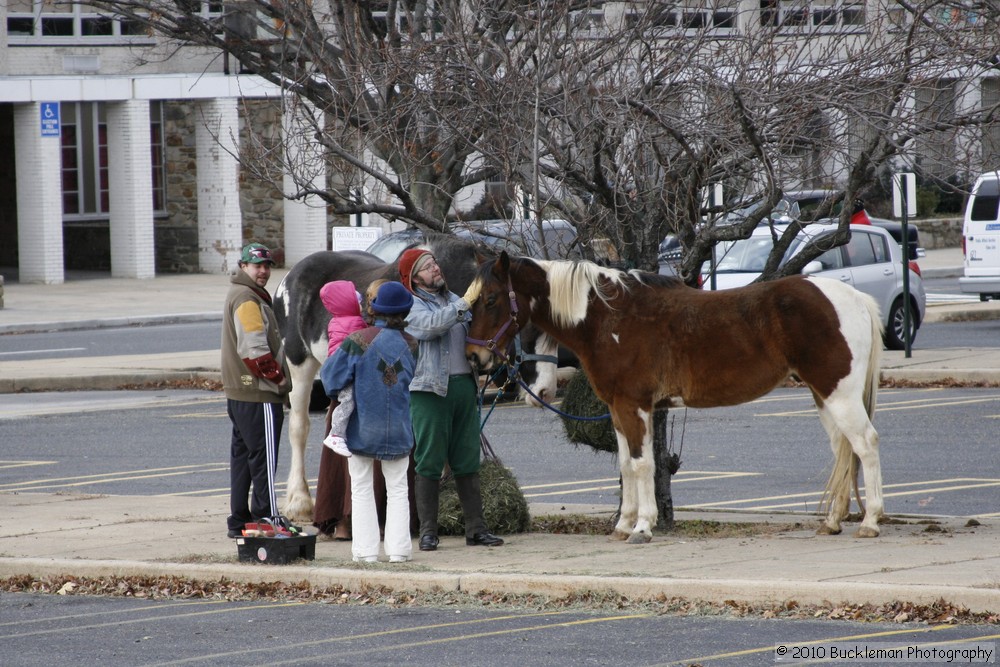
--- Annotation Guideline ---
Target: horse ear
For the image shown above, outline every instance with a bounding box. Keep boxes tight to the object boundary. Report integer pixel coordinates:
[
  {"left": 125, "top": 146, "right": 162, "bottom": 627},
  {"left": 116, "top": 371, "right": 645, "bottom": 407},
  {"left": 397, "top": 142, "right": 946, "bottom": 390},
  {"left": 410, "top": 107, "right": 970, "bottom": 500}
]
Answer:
[{"left": 499, "top": 251, "right": 510, "bottom": 273}]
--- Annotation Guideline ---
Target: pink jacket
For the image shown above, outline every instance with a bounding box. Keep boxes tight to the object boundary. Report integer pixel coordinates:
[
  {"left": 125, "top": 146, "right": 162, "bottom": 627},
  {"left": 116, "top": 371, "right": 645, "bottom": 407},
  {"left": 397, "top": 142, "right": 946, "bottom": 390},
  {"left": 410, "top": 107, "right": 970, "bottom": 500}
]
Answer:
[{"left": 320, "top": 280, "right": 367, "bottom": 357}]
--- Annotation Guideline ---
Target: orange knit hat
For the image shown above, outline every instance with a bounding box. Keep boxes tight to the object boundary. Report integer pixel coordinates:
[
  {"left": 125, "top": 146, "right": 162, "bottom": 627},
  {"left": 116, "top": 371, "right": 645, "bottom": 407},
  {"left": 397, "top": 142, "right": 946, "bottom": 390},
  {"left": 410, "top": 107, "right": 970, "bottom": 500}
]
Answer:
[{"left": 398, "top": 248, "right": 433, "bottom": 292}]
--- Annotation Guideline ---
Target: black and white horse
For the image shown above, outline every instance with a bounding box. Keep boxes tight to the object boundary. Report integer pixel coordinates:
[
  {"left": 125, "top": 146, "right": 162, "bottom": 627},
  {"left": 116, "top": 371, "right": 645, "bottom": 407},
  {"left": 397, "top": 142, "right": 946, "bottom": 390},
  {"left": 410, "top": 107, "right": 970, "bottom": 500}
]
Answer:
[{"left": 273, "top": 234, "right": 559, "bottom": 522}]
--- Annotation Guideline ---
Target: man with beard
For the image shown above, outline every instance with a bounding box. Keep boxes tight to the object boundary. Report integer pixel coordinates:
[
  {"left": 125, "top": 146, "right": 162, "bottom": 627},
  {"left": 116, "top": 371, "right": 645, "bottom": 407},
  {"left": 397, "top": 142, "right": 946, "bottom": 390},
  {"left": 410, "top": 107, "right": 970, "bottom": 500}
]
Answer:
[{"left": 398, "top": 248, "right": 505, "bottom": 551}]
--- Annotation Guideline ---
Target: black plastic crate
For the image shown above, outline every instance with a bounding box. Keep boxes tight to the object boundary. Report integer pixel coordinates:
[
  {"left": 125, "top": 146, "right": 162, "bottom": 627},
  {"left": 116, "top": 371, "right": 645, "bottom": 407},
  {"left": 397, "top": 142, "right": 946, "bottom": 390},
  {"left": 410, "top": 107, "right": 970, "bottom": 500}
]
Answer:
[{"left": 237, "top": 534, "right": 316, "bottom": 564}]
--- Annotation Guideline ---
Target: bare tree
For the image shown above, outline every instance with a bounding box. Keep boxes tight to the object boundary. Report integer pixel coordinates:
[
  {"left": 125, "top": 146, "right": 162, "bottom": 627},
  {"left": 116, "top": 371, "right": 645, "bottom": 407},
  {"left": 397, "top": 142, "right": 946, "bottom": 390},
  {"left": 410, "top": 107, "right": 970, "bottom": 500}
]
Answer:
[
  {"left": 82, "top": 1, "right": 1000, "bottom": 256},
  {"left": 84, "top": 0, "right": 549, "bottom": 230},
  {"left": 456, "top": 1, "right": 1000, "bottom": 279}
]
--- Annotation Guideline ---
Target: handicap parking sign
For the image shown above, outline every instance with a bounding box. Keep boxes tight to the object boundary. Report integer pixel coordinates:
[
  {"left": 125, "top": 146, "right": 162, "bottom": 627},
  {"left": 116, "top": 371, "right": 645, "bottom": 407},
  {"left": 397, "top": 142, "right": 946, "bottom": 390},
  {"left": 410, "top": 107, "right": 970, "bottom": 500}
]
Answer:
[{"left": 40, "top": 102, "right": 61, "bottom": 137}]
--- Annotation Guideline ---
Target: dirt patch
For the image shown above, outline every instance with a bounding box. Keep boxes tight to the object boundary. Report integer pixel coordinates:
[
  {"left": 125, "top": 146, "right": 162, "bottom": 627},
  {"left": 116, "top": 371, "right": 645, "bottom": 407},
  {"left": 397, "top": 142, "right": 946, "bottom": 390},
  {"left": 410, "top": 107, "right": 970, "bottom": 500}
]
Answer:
[
  {"left": 3, "top": 574, "right": 997, "bottom": 625},
  {"left": 531, "top": 514, "right": 801, "bottom": 538}
]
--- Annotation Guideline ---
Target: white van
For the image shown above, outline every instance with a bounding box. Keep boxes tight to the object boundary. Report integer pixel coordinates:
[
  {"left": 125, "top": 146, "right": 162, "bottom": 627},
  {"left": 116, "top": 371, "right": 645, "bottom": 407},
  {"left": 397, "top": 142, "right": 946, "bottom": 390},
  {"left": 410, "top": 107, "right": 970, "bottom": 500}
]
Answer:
[{"left": 959, "top": 170, "right": 1000, "bottom": 301}]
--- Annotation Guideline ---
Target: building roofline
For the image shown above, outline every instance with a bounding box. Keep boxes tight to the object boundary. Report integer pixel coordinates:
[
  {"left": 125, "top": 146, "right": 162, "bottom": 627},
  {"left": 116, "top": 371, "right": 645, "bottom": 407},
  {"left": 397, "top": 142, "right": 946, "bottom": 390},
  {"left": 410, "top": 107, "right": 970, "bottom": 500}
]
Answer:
[{"left": 0, "top": 73, "right": 284, "bottom": 103}]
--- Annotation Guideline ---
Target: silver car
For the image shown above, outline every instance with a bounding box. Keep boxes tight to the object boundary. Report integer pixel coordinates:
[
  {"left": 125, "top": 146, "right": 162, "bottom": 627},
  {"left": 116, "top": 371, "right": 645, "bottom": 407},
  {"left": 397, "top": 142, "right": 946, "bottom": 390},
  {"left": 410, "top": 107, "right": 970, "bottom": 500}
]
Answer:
[
  {"left": 365, "top": 219, "right": 581, "bottom": 263},
  {"left": 707, "top": 223, "right": 926, "bottom": 350}
]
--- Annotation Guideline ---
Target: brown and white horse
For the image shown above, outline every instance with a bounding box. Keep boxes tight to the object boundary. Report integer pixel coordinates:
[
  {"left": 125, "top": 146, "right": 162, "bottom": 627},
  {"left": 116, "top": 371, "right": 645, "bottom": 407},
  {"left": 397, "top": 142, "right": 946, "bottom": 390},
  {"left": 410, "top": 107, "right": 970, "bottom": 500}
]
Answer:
[{"left": 465, "top": 252, "right": 886, "bottom": 542}]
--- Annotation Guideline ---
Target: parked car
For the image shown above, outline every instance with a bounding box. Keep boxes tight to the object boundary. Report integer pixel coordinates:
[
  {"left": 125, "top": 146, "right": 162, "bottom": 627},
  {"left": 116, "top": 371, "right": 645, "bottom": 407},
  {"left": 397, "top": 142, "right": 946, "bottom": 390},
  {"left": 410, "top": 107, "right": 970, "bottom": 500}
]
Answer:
[
  {"left": 365, "top": 218, "right": 581, "bottom": 263},
  {"left": 959, "top": 170, "right": 1000, "bottom": 301},
  {"left": 658, "top": 188, "right": 924, "bottom": 276},
  {"left": 708, "top": 223, "right": 926, "bottom": 350}
]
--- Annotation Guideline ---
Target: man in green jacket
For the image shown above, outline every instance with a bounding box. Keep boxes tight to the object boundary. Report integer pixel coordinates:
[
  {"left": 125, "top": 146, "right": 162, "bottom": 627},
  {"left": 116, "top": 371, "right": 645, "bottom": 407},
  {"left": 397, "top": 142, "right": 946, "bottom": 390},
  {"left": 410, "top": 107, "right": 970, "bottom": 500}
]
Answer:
[{"left": 221, "top": 243, "right": 293, "bottom": 538}]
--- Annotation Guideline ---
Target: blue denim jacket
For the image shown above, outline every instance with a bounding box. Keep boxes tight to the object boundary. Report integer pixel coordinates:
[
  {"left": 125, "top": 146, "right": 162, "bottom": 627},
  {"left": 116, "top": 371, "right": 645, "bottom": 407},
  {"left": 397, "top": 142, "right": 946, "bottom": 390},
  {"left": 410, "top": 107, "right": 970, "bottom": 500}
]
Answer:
[
  {"left": 405, "top": 287, "right": 473, "bottom": 397},
  {"left": 319, "top": 324, "right": 417, "bottom": 460}
]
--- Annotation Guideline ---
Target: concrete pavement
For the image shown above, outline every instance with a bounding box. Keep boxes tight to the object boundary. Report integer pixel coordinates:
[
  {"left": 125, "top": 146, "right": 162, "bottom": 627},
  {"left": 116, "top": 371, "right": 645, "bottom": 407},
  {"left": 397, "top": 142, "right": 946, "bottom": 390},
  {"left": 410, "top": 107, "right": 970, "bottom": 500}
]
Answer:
[{"left": 1, "top": 249, "right": 999, "bottom": 613}]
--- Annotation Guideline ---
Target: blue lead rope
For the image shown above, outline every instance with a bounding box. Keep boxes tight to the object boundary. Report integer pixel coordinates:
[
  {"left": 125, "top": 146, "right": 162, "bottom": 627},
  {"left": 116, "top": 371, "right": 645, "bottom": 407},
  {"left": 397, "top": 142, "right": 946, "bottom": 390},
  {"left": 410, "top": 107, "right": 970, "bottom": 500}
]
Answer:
[
  {"left": 515, "top": 376, "right": 611, "bottom": 421},
  {"left": 476, "top": 365, "right": 611, "bottom": 429}
]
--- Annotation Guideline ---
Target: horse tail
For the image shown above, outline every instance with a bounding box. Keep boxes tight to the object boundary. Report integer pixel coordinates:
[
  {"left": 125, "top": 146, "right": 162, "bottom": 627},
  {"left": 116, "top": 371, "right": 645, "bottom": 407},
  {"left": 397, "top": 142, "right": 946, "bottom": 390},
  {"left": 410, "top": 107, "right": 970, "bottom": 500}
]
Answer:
[{"left": 862, "top": 291, "right": 883, "bottom": 422}]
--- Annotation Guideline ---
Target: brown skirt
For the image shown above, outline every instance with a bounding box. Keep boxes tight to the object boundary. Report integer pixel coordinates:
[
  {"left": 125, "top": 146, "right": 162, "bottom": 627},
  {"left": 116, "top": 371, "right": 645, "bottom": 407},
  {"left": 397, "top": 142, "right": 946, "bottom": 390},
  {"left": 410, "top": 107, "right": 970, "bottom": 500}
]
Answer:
[{"left": 312, "top": 401, "right": 418, "bottom": 537}]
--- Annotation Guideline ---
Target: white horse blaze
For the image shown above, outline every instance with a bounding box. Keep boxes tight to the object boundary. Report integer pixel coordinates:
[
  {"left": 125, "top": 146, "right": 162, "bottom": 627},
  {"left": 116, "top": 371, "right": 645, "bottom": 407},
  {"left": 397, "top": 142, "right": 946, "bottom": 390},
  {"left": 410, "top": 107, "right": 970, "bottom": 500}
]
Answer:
[{"left": 524, "top": 332, "right": 559, "bottom": 407}]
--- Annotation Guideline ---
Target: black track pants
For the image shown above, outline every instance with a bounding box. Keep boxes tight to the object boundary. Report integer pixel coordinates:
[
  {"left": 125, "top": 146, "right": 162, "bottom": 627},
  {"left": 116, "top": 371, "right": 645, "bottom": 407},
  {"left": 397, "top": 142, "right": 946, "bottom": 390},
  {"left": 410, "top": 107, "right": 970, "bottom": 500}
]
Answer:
[{"left": 227, "top": 399, "right": 284, "bottom": 531}]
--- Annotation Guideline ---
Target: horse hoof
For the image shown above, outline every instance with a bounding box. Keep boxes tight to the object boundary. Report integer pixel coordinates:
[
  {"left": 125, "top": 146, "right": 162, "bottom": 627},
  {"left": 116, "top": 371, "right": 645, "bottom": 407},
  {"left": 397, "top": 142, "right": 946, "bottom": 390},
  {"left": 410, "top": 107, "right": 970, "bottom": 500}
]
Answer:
[
  {"left": 626, "top": 532, "right": 652, "bottom": 544},
  {"left": 282, "top": 497, "right": 314, "bottom": 524},
  {"left": 610, "top": 530, "right": 630, "bottom": 541},
  {"left": 854, "top": 526, "right": 880, "bottom": 538},
  {"left": 816, "top": 524, "right": 842, "bottom": 536}
]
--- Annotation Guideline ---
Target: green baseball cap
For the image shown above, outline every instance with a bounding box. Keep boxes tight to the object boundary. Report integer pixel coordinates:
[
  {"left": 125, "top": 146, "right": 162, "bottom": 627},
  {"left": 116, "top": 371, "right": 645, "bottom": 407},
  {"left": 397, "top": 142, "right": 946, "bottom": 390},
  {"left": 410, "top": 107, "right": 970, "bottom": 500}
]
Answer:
[{"left": 240, "top": 243, "right": 275, "bottom": 265}]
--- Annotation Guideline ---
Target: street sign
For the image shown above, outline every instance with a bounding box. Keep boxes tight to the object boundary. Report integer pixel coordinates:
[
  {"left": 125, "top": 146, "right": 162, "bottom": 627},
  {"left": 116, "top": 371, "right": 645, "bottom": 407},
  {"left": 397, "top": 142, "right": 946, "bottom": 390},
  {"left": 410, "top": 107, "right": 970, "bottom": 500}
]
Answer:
[
  {"left": 892, "top": 172, "right": 916, "bottom": 357},
  {"left": 40, "top": 102, "right": 61, "bottom": 137},
  {"left": 893, "top": 172, "right": 917, "bottom": 217},
  {"left": 331, "top": 226, "right": 382, "bottom": 251}
]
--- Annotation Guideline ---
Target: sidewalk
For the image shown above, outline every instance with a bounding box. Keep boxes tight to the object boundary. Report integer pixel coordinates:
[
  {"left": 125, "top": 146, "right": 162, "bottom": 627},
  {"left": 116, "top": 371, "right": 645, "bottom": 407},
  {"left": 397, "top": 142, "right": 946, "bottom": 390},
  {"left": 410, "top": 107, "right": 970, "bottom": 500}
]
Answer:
[{"left": 1, "top": 250, "right": 999, "bottom": 613}]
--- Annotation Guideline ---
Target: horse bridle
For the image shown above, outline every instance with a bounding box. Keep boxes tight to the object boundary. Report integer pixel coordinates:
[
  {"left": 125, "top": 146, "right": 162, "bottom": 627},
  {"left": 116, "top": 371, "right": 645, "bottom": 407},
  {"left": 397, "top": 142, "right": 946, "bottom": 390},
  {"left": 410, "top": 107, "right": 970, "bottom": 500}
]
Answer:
[
  {"left": 466, "top": 276, "right": 609, "bottom": 423},
  {"left": 465, "top": 276, "right": 521, "bottom": 360}
]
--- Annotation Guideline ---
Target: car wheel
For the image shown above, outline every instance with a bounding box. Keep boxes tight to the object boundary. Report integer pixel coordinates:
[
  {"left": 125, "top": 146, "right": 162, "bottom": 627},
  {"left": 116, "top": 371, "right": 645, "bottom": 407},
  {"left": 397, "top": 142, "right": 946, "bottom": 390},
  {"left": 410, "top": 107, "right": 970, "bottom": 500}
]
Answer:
[{"left": 884, "top": 297, "right": 917, "bottom": 350}]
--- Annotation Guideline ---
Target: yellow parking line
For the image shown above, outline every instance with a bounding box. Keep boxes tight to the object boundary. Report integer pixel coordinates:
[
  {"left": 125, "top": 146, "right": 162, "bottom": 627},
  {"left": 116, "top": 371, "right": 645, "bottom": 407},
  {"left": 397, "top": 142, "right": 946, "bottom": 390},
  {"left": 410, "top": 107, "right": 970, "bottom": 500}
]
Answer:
[
  {"left": 757, "top": 395, "right": 1000, "bottom": 417},
  {"left": 524, "top": 484, "right": 621, "bottom": 498},
  {"left": 0, "top": 460, "right": 56, "bottom": 470},
  {"left": 735, "top": 480, "right": 1000, "bottom": 511},
  {"left": 0, "top": 463, "right": 229, "bottom": 492},
  {"left": 664, "top": 624, "right": 963, "bottom": 667},
  {"left": 684, "top": 478, "right": 1000, "bottom": 510}
]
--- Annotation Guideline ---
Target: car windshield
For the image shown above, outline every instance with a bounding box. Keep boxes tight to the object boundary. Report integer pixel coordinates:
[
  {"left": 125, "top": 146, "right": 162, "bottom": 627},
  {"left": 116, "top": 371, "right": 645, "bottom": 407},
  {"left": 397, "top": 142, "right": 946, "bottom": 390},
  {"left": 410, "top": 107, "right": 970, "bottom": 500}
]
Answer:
[
  {"left": 365, "top": 231, "right": 423, "bottom": 262},
  {"left": 714, "top": 237, "right": 782, "bottom": 272},
  {"left": 460, "top": 228, "right": 530, "bottom": 256}
]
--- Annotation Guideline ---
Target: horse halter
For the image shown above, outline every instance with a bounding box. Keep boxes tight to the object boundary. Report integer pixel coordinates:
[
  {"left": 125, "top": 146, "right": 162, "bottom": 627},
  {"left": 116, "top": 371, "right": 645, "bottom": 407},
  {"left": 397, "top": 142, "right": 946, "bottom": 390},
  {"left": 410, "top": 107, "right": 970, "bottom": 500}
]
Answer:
[{"left": 465, "top": 276, "right": 521, "bottom": 364}]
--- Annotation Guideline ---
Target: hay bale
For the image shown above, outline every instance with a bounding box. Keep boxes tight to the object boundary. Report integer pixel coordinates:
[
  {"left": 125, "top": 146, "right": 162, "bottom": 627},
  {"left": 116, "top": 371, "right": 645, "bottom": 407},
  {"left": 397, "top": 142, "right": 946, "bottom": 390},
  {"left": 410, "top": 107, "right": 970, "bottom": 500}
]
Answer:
[
  {"left": 560, "top": 369, "right": 616, "bottom": 453},
  {"left": 438, "top": 459, "right": 531, "bottom": 535}
]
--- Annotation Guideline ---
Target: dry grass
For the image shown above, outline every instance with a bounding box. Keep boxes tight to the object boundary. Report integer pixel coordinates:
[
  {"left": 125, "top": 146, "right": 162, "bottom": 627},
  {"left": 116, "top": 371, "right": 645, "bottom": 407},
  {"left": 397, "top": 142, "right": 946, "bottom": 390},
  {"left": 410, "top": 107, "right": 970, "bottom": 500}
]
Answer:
[{"left": 531, "top": 514, "right": 800, "bottom": 538}]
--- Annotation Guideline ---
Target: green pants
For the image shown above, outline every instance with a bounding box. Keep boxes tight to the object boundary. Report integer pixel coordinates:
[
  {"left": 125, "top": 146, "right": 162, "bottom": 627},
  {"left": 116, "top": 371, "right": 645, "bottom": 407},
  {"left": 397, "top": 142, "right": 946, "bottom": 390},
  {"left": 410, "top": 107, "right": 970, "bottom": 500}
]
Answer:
[{"left": 410, "top": 375, "right": 481, "bottom": 479}]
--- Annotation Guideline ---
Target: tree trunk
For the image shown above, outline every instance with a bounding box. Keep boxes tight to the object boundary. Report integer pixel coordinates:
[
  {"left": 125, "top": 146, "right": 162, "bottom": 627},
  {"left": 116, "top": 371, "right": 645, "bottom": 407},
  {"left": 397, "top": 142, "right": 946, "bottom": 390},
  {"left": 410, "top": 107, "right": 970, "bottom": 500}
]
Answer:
[{"left": 653, "top": 408, "right": 676, "bottom": 531}]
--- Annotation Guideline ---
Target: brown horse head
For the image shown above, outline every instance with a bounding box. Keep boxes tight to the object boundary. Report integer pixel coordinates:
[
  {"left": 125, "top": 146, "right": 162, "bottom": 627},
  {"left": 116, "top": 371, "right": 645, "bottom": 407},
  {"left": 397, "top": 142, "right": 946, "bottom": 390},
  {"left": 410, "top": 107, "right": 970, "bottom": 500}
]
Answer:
[{"left": 466, "top": 251, "right": 539, "bottom": 372}]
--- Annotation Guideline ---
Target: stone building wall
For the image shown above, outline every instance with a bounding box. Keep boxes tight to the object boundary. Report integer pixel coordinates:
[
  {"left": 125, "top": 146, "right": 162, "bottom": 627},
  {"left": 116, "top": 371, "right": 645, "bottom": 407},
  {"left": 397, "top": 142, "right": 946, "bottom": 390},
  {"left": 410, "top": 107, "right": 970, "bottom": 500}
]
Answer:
[
  {"left": 913, "top": 217, "right": 963, "bottom": 249},
  {"left": 158, "top": 98, "right": 291, "bottom": 273}
]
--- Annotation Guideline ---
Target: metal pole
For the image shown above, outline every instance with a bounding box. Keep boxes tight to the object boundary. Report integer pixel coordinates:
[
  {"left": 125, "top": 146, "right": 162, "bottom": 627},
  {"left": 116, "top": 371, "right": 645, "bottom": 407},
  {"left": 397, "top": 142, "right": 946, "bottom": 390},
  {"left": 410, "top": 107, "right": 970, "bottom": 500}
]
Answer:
[{"left": 901, "top": 187, "right": 912, "bottom": 358}]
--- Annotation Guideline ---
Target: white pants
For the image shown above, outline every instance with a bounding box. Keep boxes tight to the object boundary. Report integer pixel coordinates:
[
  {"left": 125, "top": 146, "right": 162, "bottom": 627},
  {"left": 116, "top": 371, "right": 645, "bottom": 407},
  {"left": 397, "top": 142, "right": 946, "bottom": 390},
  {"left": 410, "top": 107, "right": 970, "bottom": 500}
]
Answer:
[{"left": 347, "top": 454, "right": 412, "bottom": 561}]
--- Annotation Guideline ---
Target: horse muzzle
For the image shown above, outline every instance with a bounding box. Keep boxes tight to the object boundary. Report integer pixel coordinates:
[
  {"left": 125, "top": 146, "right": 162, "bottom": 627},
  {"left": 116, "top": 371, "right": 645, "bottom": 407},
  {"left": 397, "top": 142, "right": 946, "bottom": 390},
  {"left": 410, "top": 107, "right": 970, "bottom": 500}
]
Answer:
[{"left": 466, "top": 345, "right": 496, "bottom": 373}]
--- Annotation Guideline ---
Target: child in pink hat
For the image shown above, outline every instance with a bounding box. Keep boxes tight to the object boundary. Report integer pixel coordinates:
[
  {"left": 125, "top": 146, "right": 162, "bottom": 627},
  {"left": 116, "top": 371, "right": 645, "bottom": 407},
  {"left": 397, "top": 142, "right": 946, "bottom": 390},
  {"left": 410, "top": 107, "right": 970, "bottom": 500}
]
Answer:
[{"left": 319, "top": 280, "right": 367, "bottom": 458}]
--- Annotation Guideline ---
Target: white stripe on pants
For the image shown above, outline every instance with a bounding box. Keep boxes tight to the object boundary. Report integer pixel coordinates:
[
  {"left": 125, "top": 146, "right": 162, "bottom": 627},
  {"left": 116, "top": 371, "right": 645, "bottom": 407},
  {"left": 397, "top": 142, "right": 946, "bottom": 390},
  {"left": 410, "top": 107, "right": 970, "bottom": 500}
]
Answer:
[{"left": 348, "top": 454, "right": 412, "bottom": 561}]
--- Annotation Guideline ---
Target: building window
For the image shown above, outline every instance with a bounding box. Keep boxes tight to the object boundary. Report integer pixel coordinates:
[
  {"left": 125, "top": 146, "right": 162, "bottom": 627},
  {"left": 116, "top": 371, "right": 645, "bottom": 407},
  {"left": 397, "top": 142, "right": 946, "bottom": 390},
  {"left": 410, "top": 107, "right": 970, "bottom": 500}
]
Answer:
[
  {"left": 631, "top": 2, "right": 739, "bottom": 34},
  {"left": 888, "top": 1, "right": 985, "bottom": 30},
  {"left": 759, "top": 1, "right": 865, "bottom": 33},
  {"left": 914, "top": 80, "right": 957, "bottom": 178},
  {"left": 151, "top": 102, "right": 166, "bottom": 212},
  {"left": 5, "top": 0, "right": 177, "bottom": 43},
  {"left": 60, "top": 102, "right": 166, "bottom": 220},
  {"left": 983, "top": 79, "right": 1000, "bottom": 170}
]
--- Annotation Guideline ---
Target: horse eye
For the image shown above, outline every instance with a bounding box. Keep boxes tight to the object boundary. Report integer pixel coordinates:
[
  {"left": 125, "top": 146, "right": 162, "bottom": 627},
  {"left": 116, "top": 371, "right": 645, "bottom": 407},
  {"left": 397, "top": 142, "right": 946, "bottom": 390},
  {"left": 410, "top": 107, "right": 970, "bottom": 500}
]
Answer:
[{"left": 486, "top": 295, "right": 497, "bottom": 307}]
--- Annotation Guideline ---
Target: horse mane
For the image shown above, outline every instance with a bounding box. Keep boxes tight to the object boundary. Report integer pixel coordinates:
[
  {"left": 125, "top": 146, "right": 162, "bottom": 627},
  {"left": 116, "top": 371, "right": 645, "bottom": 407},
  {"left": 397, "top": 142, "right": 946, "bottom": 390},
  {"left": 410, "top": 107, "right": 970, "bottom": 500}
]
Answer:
[{"left": 539, "top": 259, "right": 629, "bottom": 328}]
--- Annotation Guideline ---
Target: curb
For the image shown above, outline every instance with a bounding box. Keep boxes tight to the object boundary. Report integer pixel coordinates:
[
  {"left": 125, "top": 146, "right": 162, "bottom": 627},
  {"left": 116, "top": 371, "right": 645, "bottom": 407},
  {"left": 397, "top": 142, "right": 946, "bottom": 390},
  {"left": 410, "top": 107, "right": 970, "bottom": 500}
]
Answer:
[
  {"left": 1, "top": 371, "right": 222, "bottom": 394},
  {"left": 0, "top": 312, "right": 220, "bottom": 336},
  {"left": 2, "top": 558, "right": 995, "bottom": 613}
]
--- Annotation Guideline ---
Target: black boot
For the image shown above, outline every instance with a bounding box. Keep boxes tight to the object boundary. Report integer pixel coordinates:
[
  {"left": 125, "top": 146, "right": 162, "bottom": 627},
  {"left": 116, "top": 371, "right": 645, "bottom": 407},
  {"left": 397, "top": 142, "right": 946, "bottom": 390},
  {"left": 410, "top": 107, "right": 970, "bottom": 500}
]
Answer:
[
  {"left": 414, "top": 475, "right": 440, "bottom": 551},
  {"left": 454, "top": 473, "right": 504, "bottom": 547}
]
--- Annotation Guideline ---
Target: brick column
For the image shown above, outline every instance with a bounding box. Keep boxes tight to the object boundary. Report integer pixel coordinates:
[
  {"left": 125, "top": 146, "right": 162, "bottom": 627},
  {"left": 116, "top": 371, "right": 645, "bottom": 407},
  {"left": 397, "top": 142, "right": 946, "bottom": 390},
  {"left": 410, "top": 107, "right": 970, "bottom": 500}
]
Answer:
[
  {"left": 107, "top": 100, "right": 155, "bottom": 279},
  {"left": 196, "top": 98, "right": 242, "bottom": 274},
  {"left": 14, "top": 102, "right": 64, "bottom": 284},
  {"left": 282, "top": 101, "right": 328, "bottom": 265}
]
